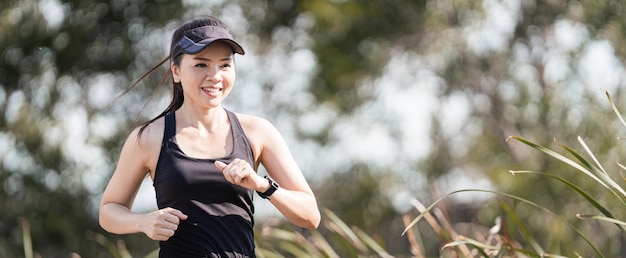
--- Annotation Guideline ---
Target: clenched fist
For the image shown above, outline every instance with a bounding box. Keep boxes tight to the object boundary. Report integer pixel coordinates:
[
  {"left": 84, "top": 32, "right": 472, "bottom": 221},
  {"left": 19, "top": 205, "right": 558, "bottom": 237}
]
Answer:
[{"left": 140, "top": 207, "right": 188, "bottom": 241}]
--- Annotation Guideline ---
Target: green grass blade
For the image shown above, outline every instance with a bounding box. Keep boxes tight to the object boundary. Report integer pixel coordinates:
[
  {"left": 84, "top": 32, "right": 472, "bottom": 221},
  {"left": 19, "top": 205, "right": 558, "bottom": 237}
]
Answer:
[
  {"left": 403, "top": 189, "right": 604, "bottom": 257},
  {"left": 509, "top": 170, "right": 617, "bottom": 223},
  {"left": 19, "top": 218, "right": 33, "bottom": 258},
  {"left": 497, "top": 199, "right": 545, "bottom": 254},
  {"left": 402, "top": 195, "right": 447, "bottom": 235},
  {"left": 264, "top": 228, "right": 325, "bottom": 257},
  {"left": 616, "top": 162, "right": 626, "bottom": 175},
  {"left": 443, "top": 237, "right": 571, "bottom": 257},
  {"left": 575, "top": 136, "right": 608, "bottom": 175},
  {"left": 309, "top": 230, "right": 341, "bottom": 258},
  {"left": 534, "top": 137, "right": 626, "bottom": 204},
  {"left": 573, "top": 137, "right": 626, "bottom": 201},
  {"left": 510, "top": 136, "right": 626, "bottom": 204},
  {"left": 143, "top": 249, "right": 159, "bottom": 258},
  {"left": 552, "top": 138, "right": 603, "bottom": 176},
  {"left": 558, "top": 141, "right": 626, "bottom": 203},
  {"left": 264, "top": 228, "right": 300, "bottom": 242},
  {"left": 323, "top": 208, "right": 368, "bottom": 253},
  {"left": 442, "top": 238, "right": 497, "bottom": 257},
  {"left": 255, "top": 247, "right": 286, "bottom": 258},
  {"left": 605, "top": 90, "right": 626, "bottom": 129},
  {"left": 275, "top": 242, "right": 312, "bottom": 257},
  {"left": 351, "top": 226, "right": 393, "bottom": 258},
  {"left": 86, "top": 231, "right": 126, "bottom": 258},
  {"left": 508, "top": 136, "right": 610, "bottom": 189},
  {"left": 577, "top": 214, "right": 626, "bottom": 228}
]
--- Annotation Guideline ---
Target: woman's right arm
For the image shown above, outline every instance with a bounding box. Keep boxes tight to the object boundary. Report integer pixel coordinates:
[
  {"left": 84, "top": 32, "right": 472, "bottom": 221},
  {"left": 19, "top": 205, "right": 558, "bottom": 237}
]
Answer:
[{"left": 99, "top": 126, "right": 187, "bottom": 241}]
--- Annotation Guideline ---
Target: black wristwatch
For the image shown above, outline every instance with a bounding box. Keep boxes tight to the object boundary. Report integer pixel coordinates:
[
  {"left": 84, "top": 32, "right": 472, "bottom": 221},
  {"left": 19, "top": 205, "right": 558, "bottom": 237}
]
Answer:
[{"left": 257, "top": 176, "right": 279, "bottom": 199}]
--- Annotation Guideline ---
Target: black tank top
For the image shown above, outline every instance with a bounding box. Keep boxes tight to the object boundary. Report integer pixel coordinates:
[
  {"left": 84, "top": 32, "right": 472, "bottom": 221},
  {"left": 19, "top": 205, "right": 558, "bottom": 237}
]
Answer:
[{"left": 153, "top": 109, "right": 255, "bottom": 258}]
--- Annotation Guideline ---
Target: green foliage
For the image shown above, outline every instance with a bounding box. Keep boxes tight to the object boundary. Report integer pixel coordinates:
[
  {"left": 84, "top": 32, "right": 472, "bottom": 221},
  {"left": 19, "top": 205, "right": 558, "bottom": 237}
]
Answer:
[
  {"left": 404, "top": 91, "right": 626, "bottom": 257},
  {"left": 314, "top": 163, "right": 399, "bottom": 230},
  {"left": 301, "top": 0, "right": 427, "bottom": 112},
  {"left": 0, "top": 0, "right": 183, "bottom": 256},
  {"left": 5, "top": 0, "right": 626, "bottom": 256},
  {"left": 16, "top": 209, "right": 396, "bottom": 258}
]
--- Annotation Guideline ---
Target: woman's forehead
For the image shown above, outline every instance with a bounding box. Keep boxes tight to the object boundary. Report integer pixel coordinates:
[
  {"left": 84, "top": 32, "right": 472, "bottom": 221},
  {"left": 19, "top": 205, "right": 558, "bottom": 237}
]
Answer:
[{"left": 186, "top": 42, "right": 234, "bottom": 59}]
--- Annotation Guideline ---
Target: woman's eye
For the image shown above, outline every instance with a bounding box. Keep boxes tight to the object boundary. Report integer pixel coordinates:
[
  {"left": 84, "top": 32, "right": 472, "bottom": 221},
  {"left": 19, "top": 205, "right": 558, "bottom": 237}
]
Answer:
[
  {"left": 195, "top": 63, "right": 207, "bottom": 67},
  {"left": 220, "top": 63, "right": 231, "bottom": 69}
]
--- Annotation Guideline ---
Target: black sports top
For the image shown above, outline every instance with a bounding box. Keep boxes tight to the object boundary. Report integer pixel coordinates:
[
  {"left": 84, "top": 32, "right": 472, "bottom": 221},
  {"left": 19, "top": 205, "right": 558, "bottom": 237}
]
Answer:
[{"left": 153, "top": 110, "right": 256, "bottom": 258}]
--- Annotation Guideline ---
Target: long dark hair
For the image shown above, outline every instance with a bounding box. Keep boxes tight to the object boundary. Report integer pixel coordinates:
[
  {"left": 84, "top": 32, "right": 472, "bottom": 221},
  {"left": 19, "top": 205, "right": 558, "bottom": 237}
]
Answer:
[{"left": 117, "top": 16, "right": 232, "bottom": 137}]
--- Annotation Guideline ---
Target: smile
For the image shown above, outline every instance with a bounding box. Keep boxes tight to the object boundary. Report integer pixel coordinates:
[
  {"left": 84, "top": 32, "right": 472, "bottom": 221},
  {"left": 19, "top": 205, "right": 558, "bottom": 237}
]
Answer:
[{"left": 201, "top": 87, "right": 222, "bottom": 93}]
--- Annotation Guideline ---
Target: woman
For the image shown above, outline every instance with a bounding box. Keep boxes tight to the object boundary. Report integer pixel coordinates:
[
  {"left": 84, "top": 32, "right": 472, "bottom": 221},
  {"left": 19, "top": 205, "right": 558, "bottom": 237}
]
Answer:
[{"left": 99, "top": 16, "right": 321, "bottom": 257}]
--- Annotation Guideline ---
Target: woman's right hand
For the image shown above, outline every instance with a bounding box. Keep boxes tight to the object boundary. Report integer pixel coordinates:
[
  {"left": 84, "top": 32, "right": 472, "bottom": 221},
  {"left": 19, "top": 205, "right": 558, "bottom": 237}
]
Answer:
[{"left": 140, "top": 207, "right": 188, "bottom": 241}]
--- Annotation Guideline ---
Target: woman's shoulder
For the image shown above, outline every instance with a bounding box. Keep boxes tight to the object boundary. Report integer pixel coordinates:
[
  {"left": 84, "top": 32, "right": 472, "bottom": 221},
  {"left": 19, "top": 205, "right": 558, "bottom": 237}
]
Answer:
[
  {"left": 232, "top": 112, "right": 284, "bottom": 146},
  {"left": 128, "top": 116, "right": 166, "bottom": 150},
  {"left": 232, "top": 112, "right": 274, "bottom": 131}
]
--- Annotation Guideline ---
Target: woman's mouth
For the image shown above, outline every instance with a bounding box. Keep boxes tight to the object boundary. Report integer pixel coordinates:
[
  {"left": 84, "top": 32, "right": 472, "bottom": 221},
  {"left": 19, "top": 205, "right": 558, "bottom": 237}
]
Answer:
[{"left": 201, "top": 87, "right": 222, "bottom": 93}]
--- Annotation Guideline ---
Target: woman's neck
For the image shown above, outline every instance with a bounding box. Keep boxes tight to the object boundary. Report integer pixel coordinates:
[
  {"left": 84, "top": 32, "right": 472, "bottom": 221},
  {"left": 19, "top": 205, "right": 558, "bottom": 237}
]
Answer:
[{"left": 176, "top": 105, "right": 227, "bottom": 132}]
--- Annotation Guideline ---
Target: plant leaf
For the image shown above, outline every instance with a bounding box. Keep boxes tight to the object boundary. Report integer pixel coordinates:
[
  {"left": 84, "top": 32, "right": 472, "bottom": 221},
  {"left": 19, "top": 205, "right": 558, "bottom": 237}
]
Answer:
[
  {"left": 605, "top": 90, "right": 626, "bottom": 129},
  {"left": 577, "top": 214, "right": 626, "bottom": 228},
  {"left": 324, "top": 208, "right": 368, "bottom": 253},
  {"left": 497, "top": 199, "right": 544, "bottom": 254},
  {"left": 510, "top": 136, "right": 626, "bottom": 204},
  {"left": 351, "top": 226, "right": 394, "bottom": 258},
  {"left": 509, "top": 170, "right": 618, "bottom": 227},
  {"left": 403, "top": 189, "right": 604, "bottom": 258}
]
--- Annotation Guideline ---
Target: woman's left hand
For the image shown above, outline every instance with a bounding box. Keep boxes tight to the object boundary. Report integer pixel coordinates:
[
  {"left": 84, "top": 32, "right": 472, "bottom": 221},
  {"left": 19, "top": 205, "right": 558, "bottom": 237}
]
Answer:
[{"left": 215, "top": 159, "right": 268, "bottom": 192}]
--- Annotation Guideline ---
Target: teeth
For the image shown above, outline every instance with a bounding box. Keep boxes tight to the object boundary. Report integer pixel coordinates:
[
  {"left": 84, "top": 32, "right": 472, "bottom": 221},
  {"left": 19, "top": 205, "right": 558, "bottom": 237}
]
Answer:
[{"left": 202, "top": 87, "right": 220, "bottom": 93}]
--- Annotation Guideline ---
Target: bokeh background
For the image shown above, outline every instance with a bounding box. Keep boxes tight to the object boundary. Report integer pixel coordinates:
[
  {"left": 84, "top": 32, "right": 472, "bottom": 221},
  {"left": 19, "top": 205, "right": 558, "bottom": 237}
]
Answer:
[{"left": 1, "top": 0, "right": 626, "bottom": 256}]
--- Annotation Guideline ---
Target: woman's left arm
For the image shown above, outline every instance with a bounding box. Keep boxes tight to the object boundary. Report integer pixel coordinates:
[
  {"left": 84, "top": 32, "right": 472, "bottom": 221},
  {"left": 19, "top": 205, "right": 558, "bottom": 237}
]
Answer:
[{"left": 252, "top": 117, "right": 321, "bottom": 229}]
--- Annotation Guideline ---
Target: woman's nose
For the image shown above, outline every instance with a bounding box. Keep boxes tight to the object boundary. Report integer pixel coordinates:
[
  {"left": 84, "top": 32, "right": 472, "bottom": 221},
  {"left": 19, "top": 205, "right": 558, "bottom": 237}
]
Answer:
[{"left": 205, "top": 67, "right": 220, "bottom": 81}]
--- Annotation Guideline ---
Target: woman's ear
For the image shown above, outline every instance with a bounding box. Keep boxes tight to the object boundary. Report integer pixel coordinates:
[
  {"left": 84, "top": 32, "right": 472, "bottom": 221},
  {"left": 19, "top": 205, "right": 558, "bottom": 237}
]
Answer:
[{"left": 171, "top": 62, "right": 181, "bottom": 83}]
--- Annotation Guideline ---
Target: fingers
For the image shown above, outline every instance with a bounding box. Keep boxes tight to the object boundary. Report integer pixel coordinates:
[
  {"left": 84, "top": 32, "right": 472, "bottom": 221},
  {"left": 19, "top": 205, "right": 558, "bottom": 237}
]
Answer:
[
  {"left": 167, "top": 207, "right": 189, "bottom": 220},
  {"left": 214, "top": 160, "right": 227, "bottom": 171},
  {"left": 160, "top": 209, "right": 183, "bottom": 225},
  {"left": 215, "top": 159, "right": 267, "bottom": 193},
  {"left": 216, "top": 159, "right": 254, "bottom": 185},
  {"left": 145, "top": 208, "right": 187, "bottom": 241}
]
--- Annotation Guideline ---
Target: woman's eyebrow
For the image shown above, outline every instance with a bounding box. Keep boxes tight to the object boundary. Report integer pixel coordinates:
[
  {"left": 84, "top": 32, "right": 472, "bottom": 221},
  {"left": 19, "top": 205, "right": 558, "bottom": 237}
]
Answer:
[{"left": 192, "top": 56, "right": 233, "bottom": 62}]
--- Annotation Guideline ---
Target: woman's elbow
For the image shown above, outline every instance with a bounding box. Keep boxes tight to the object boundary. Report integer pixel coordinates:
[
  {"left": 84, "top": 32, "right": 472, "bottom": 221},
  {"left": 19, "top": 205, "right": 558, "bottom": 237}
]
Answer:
[
  {"left": 98, "top": 208, "right": 113, "bottom": 233},
  {"left": 306, "top": 218, "right": 321, "bottom": 230},
  {"left": 311, "top": 210, "right": 321, "bottom": 229},
  {"left": 296, "top": 210, "right": 321, "bottom": 229},
  {"left": 98, "top": 203, "right": 123, "bottom": 233}
]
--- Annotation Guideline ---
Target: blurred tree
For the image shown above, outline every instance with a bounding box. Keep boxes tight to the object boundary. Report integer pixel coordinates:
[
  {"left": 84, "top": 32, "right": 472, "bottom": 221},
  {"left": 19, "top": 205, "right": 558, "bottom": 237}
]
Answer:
[
  {"left": 0, "top": 0, "right": 183, "bottom": 256},
  {"left": 294, "top": 0, "right": 626, "bottom": 255},
  {"left": 399, "top": 0, "right": 626, "bottom": 255},
  {"left": 302, "top": 0, "right": 428, "bottom": 113},
  {"left": 3, "top": 0, "right": 626, "bottom": 256}
]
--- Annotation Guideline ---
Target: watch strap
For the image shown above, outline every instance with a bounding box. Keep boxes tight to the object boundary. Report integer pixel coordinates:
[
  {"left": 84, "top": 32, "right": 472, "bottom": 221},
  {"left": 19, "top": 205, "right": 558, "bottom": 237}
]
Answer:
[{"left": 257, "top": 176, "right": 278, "bottom": 199}]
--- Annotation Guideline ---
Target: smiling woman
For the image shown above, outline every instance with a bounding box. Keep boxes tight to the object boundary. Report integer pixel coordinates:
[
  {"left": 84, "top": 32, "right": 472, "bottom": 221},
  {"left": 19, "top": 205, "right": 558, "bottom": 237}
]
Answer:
[
  {"left": 172, "top": 42, "right": 237, "bottom": 110},
  {"left": 98, "top": 16, "right": 320, "bottom": 258}
]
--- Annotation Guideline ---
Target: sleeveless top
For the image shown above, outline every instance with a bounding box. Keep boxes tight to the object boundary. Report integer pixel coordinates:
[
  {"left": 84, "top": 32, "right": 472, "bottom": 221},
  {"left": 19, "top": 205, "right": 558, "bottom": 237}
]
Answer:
[{"left": 153, "top": 109, "right": 256, "bottom": 258}]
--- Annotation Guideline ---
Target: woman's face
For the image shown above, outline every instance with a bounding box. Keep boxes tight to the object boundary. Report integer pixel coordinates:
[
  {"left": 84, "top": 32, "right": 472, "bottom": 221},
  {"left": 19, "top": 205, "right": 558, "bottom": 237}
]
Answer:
[{"left": 172, "top": 41, "right": 236, "bottom": 109}]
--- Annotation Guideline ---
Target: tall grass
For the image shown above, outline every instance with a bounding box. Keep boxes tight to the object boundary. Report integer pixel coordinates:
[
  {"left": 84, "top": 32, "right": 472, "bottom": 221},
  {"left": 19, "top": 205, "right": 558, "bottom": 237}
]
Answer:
[
  {"left": 403, "top": 90, "right": 626, "bottom": 257},
  {"left": 18, "top": 208, "right": 397, "bottom": 258},
  {"left": 255, "top": 208, "right": 394, "bottom": 258}
]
